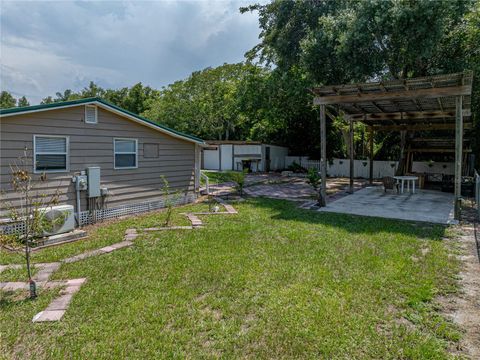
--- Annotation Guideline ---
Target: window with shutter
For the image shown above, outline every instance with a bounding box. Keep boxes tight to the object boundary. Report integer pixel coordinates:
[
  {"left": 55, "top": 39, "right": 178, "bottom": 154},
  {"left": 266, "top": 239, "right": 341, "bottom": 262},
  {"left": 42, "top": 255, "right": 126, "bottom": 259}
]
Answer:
[
  {"left": 114, "top": 138, "right": 138, "bottom": 169},
  {"left": 85, "top": 105, "right": 97, "bottom": 124},
  {"left": 34, "top": 135, "right": 69, "bottom": 172}
]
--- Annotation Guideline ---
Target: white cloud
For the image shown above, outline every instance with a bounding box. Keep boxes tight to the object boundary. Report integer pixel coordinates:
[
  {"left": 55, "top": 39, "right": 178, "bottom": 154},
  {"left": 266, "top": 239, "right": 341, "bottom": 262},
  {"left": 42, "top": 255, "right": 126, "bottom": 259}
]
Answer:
[{"left": 0, "top": 0, "right": 261, "bottom": 104}]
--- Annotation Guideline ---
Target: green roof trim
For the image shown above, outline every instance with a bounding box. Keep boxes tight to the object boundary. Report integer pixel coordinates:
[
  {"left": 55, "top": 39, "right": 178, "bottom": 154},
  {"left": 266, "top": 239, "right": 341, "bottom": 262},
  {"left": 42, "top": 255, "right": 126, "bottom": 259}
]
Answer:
[{"left": 0, "top": 97, "right": 204, "bottom": 144}]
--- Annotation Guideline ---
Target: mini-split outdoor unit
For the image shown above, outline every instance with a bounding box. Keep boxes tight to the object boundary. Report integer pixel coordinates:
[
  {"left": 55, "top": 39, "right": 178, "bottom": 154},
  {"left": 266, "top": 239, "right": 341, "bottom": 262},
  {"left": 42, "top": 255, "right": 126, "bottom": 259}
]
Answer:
[{"left": 39, "top": 205, "right": 75, "bottom": 237}]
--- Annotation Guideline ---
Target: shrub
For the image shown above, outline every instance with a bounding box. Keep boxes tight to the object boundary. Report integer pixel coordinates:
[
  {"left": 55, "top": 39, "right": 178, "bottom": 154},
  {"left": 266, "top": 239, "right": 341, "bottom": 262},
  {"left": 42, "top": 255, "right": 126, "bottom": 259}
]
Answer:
[
  {"left": 228, "top": 170, "right": 247, "bottom": 196},
  {"left": 287, "top": 161, "right": 307, "bottom": 173}
]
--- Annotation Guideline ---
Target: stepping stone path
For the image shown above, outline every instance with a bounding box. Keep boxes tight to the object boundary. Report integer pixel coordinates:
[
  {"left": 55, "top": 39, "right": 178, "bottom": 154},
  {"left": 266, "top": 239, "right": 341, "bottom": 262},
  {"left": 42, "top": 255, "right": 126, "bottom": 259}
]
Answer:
[
  {"left": 1, "top": 199, "right": 238, "bottom": 323},
  {"left": 0, "top": 264, "right": 22, "bottom": 272},
  {"left": 184, "top": 213, "right": 203, "bottom": 228},
  {"left": 34, "top": 262, "right": 61, "bottom": 282},
  {"left": 143, "top": 226, "right": 193, "bottom": 231},
  {"left": 32, "top": 278, "right": 87, "bottom": 322},
  {"left": 140, "top": 197, "right": 238, "bottom": 232}
]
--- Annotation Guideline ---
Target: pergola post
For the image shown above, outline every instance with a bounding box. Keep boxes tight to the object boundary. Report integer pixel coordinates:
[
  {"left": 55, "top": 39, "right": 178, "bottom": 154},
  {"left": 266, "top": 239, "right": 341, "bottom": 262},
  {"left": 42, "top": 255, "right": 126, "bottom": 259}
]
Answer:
[
  {"left": 454, "top": 96, "right": 463, "bottom": 220},
  {"left": 319, "top": 105, "right": 327, "bottom": 206},
  {"left": 369, "top": 127, "right": 374, "bottom": 184},
  {"left": 349, "top": 117, "right": 354, "bottom": 193}
]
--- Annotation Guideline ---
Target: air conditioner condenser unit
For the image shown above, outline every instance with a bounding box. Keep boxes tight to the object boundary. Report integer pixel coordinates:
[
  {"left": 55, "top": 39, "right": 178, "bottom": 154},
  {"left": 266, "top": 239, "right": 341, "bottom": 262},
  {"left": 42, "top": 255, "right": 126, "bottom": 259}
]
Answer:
[{"left": 39, "top": 205, "right": 75, "bottom": 237}]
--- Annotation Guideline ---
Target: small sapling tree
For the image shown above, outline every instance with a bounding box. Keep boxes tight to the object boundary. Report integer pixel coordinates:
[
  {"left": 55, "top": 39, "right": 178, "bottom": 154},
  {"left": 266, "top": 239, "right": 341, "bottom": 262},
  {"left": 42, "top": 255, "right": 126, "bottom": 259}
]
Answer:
[
  {"left": 0, "top": 148, "right": 61, "bottom": 299},
  {"left": 160, "top": 175, "right": 181, "bottom": 227}
]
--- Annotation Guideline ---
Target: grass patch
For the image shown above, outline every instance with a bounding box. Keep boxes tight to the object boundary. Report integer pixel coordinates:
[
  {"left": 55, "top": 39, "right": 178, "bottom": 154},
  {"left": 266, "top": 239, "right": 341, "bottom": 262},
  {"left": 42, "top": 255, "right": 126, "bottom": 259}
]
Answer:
[
  {"left": 0, "top": 204, "right": 198, "bottom": 266},
  {"left": 201, "top": 170, "right": 240, "bottom": 185},
  {"left": 0, "top": 266, "right": 37, "bottom": 282},
  {"left": 0, "top": 198, "right": 461, "bottom": 359}
]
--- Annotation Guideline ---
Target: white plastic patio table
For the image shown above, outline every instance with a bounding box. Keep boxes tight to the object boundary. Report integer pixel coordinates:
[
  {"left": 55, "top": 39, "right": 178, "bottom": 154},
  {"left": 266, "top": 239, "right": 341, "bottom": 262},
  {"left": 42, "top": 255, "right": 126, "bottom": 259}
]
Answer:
[{"left": 393, "top": 176, "right": 419, "bottom": 194}]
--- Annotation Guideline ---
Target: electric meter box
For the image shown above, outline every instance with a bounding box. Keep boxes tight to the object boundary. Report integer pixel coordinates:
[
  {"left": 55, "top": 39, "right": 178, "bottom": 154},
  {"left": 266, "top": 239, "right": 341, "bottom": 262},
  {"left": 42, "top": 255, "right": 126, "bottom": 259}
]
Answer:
[
  {"left": 87, "top": 167, "right": 101, "bottom": 198},
  {"left": 75, "top": 175, "right": 88, "bottom": 191}
]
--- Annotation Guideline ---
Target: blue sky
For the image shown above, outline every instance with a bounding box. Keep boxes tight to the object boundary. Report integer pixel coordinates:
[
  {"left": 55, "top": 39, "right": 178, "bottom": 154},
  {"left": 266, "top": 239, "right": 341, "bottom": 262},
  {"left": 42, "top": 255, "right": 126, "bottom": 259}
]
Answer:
[{"left": 0, "top": 0, "right": 262, "bottom": 104}]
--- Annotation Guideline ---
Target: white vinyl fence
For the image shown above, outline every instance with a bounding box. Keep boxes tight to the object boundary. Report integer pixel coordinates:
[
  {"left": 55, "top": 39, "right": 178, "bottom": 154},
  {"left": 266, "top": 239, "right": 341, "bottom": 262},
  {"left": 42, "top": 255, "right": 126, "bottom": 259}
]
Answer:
[{"left": 285, "top": 156, "right": 455, "bottom": 179}]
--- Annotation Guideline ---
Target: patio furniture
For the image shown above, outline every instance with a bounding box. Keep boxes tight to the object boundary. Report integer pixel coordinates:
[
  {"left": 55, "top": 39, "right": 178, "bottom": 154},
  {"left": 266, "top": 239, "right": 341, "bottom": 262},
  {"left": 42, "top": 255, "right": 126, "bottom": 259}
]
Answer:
[
  {"left": 382, "top": 176, "right": 399, "bottom": 193},
  {"left": 407, "top": 173, "right": 425, "bottom": 189},
  {"left": 394, "top": 175, "right": 419, "bottom": 194}
]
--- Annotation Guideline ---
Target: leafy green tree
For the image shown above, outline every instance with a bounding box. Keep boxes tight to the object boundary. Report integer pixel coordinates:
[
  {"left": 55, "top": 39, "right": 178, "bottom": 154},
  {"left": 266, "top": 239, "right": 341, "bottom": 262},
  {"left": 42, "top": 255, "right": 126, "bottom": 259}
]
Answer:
[
  {"left": 242, "top": 0, "right": 473, "bottom": 82},
  {"left": 17, "top": 96, "right": 30, "bottom": 107},
  {"left": 80, "top": 81, "right": 106, "bottom": 98},
  {"left": 40, "top": 96, "right": 54, "bottom": 104},
  {"left": 0, "top": 91, "right": 16, "bottom": 108},
  {"left": 53, "top": 89, "right": 82, "bottom": 102},
  {"left": 242, "top": 0, "right": 478, "bottom": 160},
  {"left": 143, "top": 63, "right": 259, "bottom": 141},
  {"left": 121, "top": 83, "right": 159, "bottom": 114}
]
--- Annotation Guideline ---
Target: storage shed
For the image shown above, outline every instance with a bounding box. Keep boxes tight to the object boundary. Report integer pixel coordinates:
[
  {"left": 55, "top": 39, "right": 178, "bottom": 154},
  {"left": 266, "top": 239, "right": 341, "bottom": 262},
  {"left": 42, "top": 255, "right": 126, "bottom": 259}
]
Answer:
[{"left": 202, "top": 141, "right": 288, "bottom": 172}]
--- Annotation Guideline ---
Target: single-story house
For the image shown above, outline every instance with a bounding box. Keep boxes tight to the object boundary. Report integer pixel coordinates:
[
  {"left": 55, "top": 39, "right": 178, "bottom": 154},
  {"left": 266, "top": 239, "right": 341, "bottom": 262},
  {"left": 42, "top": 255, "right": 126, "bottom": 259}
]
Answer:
[
  {"left": 202, "top": 141, "right": 288, "bottom": 172},
  {"left": 0, "top": 97, "right": 204, "bottom": 225}
]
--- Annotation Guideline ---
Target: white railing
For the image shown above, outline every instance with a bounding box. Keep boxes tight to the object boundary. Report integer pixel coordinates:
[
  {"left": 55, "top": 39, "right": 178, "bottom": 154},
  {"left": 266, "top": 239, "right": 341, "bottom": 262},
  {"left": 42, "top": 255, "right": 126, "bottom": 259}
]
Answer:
[{"left": 201, "top": 172, "right": 210, "bottom": 194}]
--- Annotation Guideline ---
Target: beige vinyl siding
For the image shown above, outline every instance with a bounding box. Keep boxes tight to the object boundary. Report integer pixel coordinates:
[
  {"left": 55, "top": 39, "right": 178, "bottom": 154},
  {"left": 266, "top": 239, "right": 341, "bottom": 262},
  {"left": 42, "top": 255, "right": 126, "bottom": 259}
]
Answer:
[{"left": 0, "top": 106, "right": 196, "bottom": 216}]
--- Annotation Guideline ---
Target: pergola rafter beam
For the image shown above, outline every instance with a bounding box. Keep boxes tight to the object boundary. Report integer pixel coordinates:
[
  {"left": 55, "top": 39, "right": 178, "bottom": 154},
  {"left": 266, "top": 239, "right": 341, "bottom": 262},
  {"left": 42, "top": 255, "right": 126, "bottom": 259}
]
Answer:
[
  {"left": 372, "top": 122, "right": 472, "bottom": 132},
  {"left": 313, "top": 85, "right": 471, "bottom": 105},
  {"left": 409, "top": 148, "right": 472, "bottom": 153},
  {"left": 346, "top": 109, "right": 471, "bottom": 121},
  {"left": 403, "top": 80, "right": 423, "bottom": 111}
]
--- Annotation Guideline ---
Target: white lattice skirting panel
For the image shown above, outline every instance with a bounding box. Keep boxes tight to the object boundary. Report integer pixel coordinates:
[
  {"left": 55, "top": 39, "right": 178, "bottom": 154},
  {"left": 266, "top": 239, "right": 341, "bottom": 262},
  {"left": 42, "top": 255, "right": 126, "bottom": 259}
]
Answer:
[
  {"left": 79, "top": 193, "right": 196, "bottom": 225},
  {"left": 1, "top": 193, "right": 196, "bottom": 234}
]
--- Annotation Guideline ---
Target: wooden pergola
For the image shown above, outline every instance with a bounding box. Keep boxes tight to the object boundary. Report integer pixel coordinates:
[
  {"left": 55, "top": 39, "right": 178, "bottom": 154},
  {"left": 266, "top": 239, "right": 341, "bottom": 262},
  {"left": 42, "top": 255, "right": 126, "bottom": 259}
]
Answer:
[{"left": 312, "top": 71, "right": 473, "bottom": 219}]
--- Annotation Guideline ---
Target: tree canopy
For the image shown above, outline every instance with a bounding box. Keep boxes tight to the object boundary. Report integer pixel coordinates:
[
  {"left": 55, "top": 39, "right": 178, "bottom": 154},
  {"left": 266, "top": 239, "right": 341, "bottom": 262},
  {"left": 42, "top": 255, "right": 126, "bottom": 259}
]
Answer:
[
  {"left": 242, "top": 0, "right": 475, "bottom": 82},
  {"left": 241, "top": 0, "right": 479, "bottom": 159},
  {"left": 1, "top": 0, "right": 478, "bottom": 160}
]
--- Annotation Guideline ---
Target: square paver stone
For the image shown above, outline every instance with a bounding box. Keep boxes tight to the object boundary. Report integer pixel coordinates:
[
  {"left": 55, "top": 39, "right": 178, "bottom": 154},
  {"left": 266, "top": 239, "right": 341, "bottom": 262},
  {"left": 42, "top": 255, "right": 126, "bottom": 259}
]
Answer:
[
  {"left": 46, "top": 294, "right": 73, "bottom": 311},
  {"left": 32, "top": 310, "right": 65, "bottom": 322},
  {"left": 100, "top": 246, "right": 117, "bottom": 253},
  {"left": 2, "top": 282, "right": 28, "bottom": 291},
  {"left": 66, "top": 278, "right": 87, "bottom": 287}
]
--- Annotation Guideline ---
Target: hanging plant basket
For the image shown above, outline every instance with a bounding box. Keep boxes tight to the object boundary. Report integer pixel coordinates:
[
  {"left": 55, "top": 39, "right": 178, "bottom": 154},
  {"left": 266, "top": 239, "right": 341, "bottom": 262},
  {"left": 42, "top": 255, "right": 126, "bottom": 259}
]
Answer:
[{"left": 362, "top": 161, "right": 368, "bottom": 167}]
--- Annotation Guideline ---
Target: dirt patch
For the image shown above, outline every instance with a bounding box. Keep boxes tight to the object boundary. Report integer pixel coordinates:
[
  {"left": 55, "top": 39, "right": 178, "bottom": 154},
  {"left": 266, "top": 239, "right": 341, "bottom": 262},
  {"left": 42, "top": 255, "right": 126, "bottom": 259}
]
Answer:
[
  {"left": 239, "top": 312, "right": 257, "bottom": 335},
  {"left": 439, "top": 219, "right": 480, "bottom": 359}
]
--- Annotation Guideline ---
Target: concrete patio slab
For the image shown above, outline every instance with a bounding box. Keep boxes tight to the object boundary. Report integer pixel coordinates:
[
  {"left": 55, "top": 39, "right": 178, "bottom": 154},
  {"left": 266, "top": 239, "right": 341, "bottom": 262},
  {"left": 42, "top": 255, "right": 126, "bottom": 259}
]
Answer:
[{"left": 317, "top": 186, "right": 456, "bottom": 224}]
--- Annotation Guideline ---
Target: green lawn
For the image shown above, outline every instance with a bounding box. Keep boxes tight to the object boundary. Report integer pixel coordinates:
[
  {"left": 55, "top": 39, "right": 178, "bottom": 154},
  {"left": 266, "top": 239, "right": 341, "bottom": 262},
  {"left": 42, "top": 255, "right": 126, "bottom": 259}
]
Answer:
[
  {"left": 201, "top": 170, "right": 238, "bottom": 185},
  {"left": 0, "top": 199, "right": 461, "bottom": 359}
]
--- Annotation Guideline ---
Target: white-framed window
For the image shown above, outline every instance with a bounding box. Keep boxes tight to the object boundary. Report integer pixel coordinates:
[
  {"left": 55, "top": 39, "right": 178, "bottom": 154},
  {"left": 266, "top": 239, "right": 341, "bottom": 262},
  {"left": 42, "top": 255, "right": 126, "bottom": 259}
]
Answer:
[
  {"left": 114, "top": 138, "right": 138, "bottom": 169},
  {"left": 33, "top": 135, "right": 69, "bottom": 173},
  {"left": 85, "top": 105, "right": 98, "bottom": 124}
]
